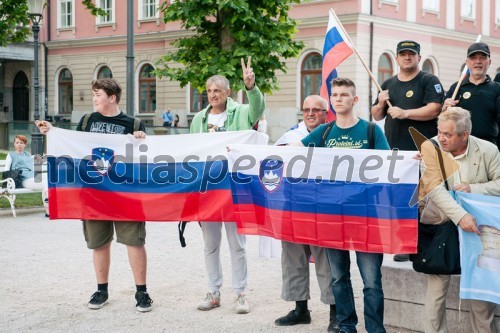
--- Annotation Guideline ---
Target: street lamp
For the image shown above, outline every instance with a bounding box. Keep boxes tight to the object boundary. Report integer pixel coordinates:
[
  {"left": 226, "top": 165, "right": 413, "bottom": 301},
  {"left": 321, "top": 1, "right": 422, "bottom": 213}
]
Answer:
[{"left": 28, "top": 0, "right": 46, "bottom": 156}]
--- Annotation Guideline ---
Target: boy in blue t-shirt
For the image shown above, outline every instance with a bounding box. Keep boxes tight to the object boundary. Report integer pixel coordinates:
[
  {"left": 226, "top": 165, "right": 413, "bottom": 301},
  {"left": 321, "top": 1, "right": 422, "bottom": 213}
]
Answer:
[
  {"left": 296, "top": 78, "right": 389, "bottom": 333},
  {"left": 300, "top": 81, "right": 389, "bottom": 150}
]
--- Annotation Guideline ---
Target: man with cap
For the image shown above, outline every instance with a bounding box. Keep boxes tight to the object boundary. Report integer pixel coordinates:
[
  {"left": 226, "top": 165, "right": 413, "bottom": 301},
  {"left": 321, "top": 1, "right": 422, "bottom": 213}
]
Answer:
[
  {"left": 442, "top": 42, "right": 500, "bottom": 150},
  {"left": 371, "top": 40, "right": 445, "bottom": 262}
]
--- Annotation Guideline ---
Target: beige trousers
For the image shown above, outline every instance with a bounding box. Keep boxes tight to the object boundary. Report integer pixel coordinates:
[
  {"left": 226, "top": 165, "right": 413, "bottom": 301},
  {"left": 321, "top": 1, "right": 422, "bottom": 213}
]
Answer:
[
  {"left": 425, "top": 274, "right": 497, "bottom": 333},
  {"left": 280, "top": 241, "right": 335, "bottom": 304}
]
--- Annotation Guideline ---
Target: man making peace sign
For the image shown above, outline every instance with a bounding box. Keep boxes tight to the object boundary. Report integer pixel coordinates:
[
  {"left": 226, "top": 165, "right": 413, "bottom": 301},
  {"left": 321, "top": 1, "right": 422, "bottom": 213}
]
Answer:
[{"left": 190, "top": 57, "right": 266, "bottom": 314}]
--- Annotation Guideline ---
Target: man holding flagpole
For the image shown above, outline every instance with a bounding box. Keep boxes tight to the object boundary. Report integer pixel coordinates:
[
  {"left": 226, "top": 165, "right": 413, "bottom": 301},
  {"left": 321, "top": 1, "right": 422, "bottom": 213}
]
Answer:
[
  {"left": 371, "top": 40, "right": 444, "bottom": 150},
  {"left": 371, "top": 40, "right": 445, "bottom": 262},
  {"left": 442, "top": 42, "right": 500, "bottom": 150}
]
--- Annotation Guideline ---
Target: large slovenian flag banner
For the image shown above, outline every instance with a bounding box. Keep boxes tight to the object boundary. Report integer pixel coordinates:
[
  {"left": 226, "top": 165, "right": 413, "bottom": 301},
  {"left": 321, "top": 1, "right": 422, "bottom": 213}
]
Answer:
[
  {"left": 455, "top": 192, "right": 500, "bottom": 305},
  {"left": 46, "top": 128, "right": 267, "bottom": 221},
  {"left": 321, "top": 10, "right": 354, "bottom": 122},
  {"left": 228, "top": 144, "right": 419, "bottom": 254}
]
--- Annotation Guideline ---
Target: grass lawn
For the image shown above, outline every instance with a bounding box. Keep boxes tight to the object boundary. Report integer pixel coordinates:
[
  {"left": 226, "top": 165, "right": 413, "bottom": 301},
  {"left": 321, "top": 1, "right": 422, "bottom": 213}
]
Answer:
[{"left": 0, "top": 192, "right": 43, "bottom": 209}]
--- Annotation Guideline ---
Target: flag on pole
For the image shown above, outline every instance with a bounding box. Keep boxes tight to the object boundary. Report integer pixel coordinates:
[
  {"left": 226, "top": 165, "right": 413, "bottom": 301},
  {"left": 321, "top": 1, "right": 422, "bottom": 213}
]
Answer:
[{"left": 321, "top": 10, "right": 354, "bottom": 122}]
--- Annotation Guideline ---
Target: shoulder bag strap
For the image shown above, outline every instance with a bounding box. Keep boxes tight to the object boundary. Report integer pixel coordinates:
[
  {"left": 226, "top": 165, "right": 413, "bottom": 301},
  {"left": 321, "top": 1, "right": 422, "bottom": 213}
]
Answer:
[
  {"left": 81, "top": 113, "right": 93, "bottom": 132},
  {"left": 429, "top": 138, "right": 449, "bottom": 191},
  {"left": 367, "top": 122, "right": 375, "bottom": 149},
  {"left": 320, "top": 121, "right": 335, "bottom": 147}
]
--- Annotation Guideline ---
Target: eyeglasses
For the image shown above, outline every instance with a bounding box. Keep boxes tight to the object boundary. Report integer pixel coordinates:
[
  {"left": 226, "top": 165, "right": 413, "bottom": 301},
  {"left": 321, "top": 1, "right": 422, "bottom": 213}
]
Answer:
[{"left": 301, "top": 108, "right": 327, "bottom": 114}]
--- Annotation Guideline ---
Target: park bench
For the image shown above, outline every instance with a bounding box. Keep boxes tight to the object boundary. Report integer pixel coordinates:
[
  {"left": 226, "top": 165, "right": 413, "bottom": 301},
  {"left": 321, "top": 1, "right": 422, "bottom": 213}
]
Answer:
[{"left": 0, "top": 160, "right": 47, "bottom": 217}]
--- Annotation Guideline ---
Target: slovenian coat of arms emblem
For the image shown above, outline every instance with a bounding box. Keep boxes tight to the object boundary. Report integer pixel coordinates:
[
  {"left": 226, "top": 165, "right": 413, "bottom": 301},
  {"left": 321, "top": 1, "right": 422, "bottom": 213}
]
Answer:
[
  {"left": 91, "top": 147, "right": 114, "bottom": 175},
  {"left": 259, "top": 159, "right": 283, "bottom": 192}
]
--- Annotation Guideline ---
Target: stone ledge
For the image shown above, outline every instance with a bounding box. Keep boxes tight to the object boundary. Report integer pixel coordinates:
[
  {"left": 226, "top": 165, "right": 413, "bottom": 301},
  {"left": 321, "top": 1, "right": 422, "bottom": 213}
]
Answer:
[
  {"left": 382, "top": 257, "right": 500, "bottom": 332},
  {"left": 0, "top": 207, "right": 44, "bottom": 217}
]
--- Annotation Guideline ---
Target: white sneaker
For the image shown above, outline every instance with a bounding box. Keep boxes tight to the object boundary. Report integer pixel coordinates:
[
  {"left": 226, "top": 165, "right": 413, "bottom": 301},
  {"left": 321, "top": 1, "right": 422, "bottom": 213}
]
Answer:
[
  {"left": 235, "top": 293, "right": 250, "bottom": 314},
  {"left": 197, "top": 291, "right": 221, "bottom": 311}
]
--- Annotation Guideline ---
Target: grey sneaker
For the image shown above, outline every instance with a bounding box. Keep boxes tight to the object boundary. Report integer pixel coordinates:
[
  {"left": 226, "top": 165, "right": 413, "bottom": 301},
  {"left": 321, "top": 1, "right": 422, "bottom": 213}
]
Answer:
[
  {"left": 197, "top": 291, "right": 221, "bottom": 311},
  {"left": 88, "top": 290, "right": 108, "bottom": 309},
  {"left": 135, "top": 291, "right": 153, "bottom": 312},
  {"left": 235, "top": 293, "right": 250, "bottom": 314}
]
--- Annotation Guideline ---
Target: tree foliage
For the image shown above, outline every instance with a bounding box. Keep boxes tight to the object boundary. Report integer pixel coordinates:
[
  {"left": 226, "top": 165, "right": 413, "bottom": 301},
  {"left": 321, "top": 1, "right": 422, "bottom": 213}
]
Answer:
[
  {"left": 0, "top": 0, "right": 106, "bottom": 47},
  {"left": 155, "top": 0, "right": 304, "bottom": 94},
  {"left": 0, "top": 0, "right": 31, "bottom": 47},
  {"left": 81, "top": 0, "right": 107, "bottom": 17}
]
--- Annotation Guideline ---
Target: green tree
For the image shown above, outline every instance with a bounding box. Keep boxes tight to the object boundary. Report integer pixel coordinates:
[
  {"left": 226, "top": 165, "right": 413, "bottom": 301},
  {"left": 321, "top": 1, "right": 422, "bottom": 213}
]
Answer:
[
  {"left": 155, "top": 0, "right": 304, "bottom": 94},
  {"left": 0, "top": 0, "right": 31, "bottom": 47},
  {"left": 0, "top": 0, "right": 106, "bottom": 47}
]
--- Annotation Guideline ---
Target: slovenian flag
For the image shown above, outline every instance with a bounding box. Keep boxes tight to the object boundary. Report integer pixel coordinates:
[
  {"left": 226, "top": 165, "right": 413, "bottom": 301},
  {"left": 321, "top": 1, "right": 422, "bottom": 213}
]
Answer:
[
  {"left": 321, "top": 10, "right": 354, "bottom": 122},
  {"left": 228, "top": 144, "right": 419, "bottom": 254},
  {"left": 46, "top": 128, "right": 267, "bottom": 221}
]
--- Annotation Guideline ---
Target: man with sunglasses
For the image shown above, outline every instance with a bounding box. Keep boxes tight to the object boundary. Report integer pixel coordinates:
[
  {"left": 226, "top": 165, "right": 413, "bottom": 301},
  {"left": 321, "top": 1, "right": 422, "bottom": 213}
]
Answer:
[{"left": 274, "top": 95, "right": 340, "bottom": 333}]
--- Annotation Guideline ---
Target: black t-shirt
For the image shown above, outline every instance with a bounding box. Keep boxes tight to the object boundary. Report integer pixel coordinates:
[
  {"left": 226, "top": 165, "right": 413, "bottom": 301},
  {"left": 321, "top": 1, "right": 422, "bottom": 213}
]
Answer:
[
  {"left": 76, "top": 111, "right": 145, "bottom": 134},
  {"left": 374, "top": 71, "right": 444, "bottom": 150},
  {"left": 446, "top": 75, "right": 500, "bottom": 145}
]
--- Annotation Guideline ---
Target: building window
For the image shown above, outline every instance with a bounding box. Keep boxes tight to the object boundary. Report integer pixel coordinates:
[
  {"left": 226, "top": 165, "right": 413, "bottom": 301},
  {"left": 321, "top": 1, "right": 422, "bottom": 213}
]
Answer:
[
  {"left": 422, "top": 59, "right": 435, "bottom": 75},
  {"left": 191, "top": 88, "right": 208, "bottom": 113},
  {"left": 461, "top": 0, "right": 476, "bottom": 19},
  {"left": 140, "top": 0, "right": 159, "bottom": 19},
  {"left": 59, "top": 0, "right": 74, "bottom": 28},
  {"left": 139, "top": 64, "right": 156, "bottom": 113},
  {"left": 97, "top": 66, "right": 113, "bottom": 79},
  {"left": 377, "top": 53, "right": 393, "bottom": 85},
  {"left": 300, "top": 52, "right": 322, "bottom": 105},
  {"left": 58, "top": 69, "right": 73, "bottom": 114},
  {"left": 423, "top": 0, "right": 439, "bottom": 11},
  {"left": 97, "top": 0, "right": 114, "bottom": 24},
  {"left": 496, "top": 0, "right": 500, "bottom": 24}
]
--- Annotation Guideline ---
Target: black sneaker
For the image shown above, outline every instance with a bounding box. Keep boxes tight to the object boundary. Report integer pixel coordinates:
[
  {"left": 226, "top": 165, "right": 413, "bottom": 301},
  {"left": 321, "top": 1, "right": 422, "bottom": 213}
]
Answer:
[
  {"left": 88, "top": 290, "right": 108, "bottom": 309},
  {"left": 328, "top": 304, "right": 340, "bottom": 333},
  {"left": 135, "top": 291, "right": 153, "bottom": 312},
  {"left": 275, "top": 310, "right": 311, "bottom": 326},
  {"left": 328, "top": 320, "right": 340, "bottom": 333},
  {"left": 393, "top": 254, "right": 410, "bottom": 262}
]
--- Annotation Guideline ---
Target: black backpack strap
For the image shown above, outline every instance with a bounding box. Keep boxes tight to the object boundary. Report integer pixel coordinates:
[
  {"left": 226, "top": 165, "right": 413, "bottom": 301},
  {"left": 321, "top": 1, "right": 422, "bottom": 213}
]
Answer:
[
  {"left": 429, "top": 138, "right": 449, "bottom": 191},
  {"left": 133, "top": 118, "right": 141, "bottom": 132},
  {"left": 320, "top": 121, "right": 336, "bottom": 147},
  {"left": 367, "top": 122, "right": 375, "bottom": 149},
  {"left": 178, "top": 221, "right": 188, "bottom": 247},
  {"left": 81, "top": 113, "right": 93, "bottom": 131}
]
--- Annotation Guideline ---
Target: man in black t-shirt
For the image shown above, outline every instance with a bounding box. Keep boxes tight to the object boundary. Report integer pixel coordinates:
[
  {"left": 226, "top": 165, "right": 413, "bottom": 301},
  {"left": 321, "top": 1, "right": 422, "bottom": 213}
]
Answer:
[
  {"left": 36, "top": 79, "right": 153, "bottom": 312},
  {"left": 371, "top": 40, "right": 445, "bottom": 262},
  {"left": 371, "top": 40, "right": 444, "bottom": 151},
  {"left": 443, "top": 42, "right": 500, "bottom": 150}
]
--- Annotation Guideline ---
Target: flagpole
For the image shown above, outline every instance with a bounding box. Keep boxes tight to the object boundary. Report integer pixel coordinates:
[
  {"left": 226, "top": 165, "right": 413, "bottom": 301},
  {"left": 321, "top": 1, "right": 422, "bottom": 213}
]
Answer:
[
  {"left": 449, "top": 34, "right": 482, "bottom": 101},
  {"left": 329, "top": 9, "right": 393, "bottom": 108}
]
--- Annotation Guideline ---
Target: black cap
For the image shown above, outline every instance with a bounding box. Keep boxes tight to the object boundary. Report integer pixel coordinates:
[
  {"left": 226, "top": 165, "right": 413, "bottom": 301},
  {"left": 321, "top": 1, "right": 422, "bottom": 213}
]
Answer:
[
  {"left": 467, "top": 42, "right": 490, "bottom": 57},
  {"left": 397, "top": 40, "right": 420, "bottom": 54}
]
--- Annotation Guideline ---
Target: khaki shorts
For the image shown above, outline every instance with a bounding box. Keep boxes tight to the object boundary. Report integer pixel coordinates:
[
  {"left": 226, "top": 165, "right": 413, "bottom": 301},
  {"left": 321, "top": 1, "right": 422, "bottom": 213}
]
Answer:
[{"left": 82, "top": 220, "right": 146, "bottom": 249}]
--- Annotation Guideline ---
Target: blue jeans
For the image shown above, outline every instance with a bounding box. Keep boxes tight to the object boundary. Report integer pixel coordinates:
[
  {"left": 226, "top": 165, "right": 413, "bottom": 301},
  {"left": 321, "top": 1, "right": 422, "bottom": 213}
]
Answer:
[{"left": 326, "top": 249, "right": 385, "bottom": 333}]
